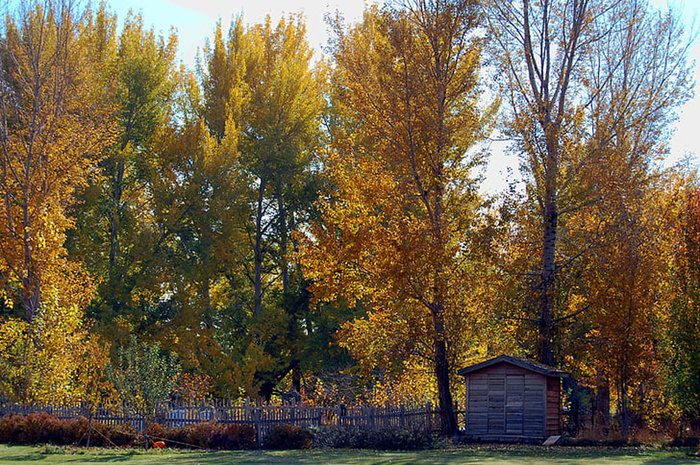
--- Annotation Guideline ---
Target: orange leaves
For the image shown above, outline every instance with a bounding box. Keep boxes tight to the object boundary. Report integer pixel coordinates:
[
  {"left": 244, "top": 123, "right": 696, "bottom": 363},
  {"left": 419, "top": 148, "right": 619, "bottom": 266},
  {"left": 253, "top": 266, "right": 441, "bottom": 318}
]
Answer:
[{"left": 173, "top": 373, "right": 215, "bottom": 402}]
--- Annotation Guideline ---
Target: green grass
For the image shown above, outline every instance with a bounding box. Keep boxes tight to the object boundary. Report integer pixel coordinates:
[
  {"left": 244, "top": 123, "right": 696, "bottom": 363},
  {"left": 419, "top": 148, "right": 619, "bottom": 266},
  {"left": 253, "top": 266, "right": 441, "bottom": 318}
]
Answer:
[{"left": 0, "top": 444, "right": 698, "bottom": 464}]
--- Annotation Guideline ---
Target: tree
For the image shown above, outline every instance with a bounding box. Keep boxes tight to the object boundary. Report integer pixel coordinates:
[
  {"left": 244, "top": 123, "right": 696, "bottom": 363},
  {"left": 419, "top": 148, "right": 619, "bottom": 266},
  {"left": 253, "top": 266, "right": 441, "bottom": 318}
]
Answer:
[
  {"left": 0, "top": 278, "right": 109, "bottom": 405},
  {"left": 577, "top": 177, "right": 675, "bottom": 437},
  {"left": 486, "top": 0, "right": 693, "bottom": 367},
  {"left": 68, "top": 9, "right": 179, "bottom": 331},
  {"left": 107, "top": 334, "right": 180, "bottom": 418},
  {"left": 197, "top": 14, "right": 326, "bottom": 399},
  {"left": 667, "top": 178, "right": 700, "bottom": 428},
  {"left": 140, "top": 103, "right": 243, "bottom": 382},
  {"left": 300, "top": 0, "right": 488, "bottom": 435},
  {"left": 0, "top": 0, "right": 116, "bottom": 321},
  {"left": 238, "top": 14, "right": 324, "bottom": 320}
]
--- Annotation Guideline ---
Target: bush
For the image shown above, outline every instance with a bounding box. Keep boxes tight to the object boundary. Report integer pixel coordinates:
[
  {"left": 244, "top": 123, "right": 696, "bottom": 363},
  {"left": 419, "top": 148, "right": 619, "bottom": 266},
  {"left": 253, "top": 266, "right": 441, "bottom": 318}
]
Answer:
[
  {"left": 0, "top": 412, "right": 69, "bottom": 445},
  {"left": 146, "top": 421, "right": 256, "bottom": 450},
  {"left": 310, "top": 425, "right": 434, "bottom": 450},
  {"left": 184, "top": 421, "right": 219, "bottom": 448},
  {"left": 216, "top": 423, "right": 257, "bottom": 450},
  {"left": 0, "top": 413, "right": 137, "bottom": 447},
  {"left": 670, "top": 435, "right": 700, "bottom": 448},
  {"left": 90, "top": 421, "right": 136, "bottom": 447},
  {"left": 264, "top": 424, "right": 312, "bottom": 450},
  {"left": 0, "top": 414, "right": 23, "bottom": 443}
]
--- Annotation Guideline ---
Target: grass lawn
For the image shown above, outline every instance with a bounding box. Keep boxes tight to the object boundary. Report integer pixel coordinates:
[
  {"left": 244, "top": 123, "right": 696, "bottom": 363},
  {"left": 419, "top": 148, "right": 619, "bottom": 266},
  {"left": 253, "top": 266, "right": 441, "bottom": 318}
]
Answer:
[{"left": 0, "top": 444, "right": 698, "bottom": 464}]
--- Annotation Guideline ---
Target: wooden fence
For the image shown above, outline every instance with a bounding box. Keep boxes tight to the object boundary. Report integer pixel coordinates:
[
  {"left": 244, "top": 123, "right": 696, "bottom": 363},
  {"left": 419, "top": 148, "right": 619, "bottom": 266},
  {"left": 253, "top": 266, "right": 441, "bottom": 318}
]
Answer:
[{"left": 0, "top": 401, "right": 446, "bottom": 444}]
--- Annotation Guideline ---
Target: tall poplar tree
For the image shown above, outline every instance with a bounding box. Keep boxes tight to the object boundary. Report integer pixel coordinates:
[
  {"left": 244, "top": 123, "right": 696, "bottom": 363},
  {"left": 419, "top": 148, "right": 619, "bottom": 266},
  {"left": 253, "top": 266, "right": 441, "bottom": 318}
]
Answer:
[
  {"left": 301, "top": 0, "right": 488, "bottom": 435},
  {"left": 69, "top": 10, "right": 179, "bottom": 331},
  {"left": 667, "top": 180, "right": 700, "bottom": 427},
  {"left": 486, "top": 0, "right": 692, "bottom": 367},
  {"left": 198, "top": 14, "right": 325, "bottom": 398},
  {"left": 0, "top": 0, "right": 115, "bottom": 321}
]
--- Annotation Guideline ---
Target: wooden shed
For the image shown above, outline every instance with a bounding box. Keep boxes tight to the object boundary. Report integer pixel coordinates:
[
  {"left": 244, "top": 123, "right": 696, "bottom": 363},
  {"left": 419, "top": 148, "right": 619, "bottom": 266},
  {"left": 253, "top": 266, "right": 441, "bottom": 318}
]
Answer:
[{"left": 458, "top": 355, "right": 569, "bottom": 442}]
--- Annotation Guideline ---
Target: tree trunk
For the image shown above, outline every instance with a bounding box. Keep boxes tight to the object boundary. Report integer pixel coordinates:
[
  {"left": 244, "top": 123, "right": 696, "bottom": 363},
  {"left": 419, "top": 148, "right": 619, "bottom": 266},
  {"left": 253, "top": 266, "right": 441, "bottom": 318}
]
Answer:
[
  {"left": 594, "top": 369, "right": 611, "bottom": 428},
  {"left": 292, "top": 363, "right": 301, "bottom": 394},
  {"left": 108, "top": 157, "right": 125, "bottom": 315},
  {"left": 278, "top": 196, "right": 289, "bottom": 292},
  {"left": 432, "top": 306, "right": 456, "bottom": 436},
  {"left": 22, "top": 181, "right": 40, "bottom": 321},
  {"left": 109, "top": 158, "right": 124, "bottom": 269},
  {"left": 22, "top": 269, "right": 40, "bottom": 322},
  {"left": 252, "top": 177, "right": 267, "bottom": 317},
  {"left": 539, "top": 183, "right": 557, "bottom": 366}
]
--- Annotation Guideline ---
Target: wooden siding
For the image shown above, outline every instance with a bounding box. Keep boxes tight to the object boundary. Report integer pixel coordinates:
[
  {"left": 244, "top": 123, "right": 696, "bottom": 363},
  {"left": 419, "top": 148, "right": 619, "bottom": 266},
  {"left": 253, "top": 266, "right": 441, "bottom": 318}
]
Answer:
[
  {"left": 465, "top": 363, "right": 548, "bottom": 439},
  {"left": 546, "top": 376, "right": 561, "bottom": 436},
  {"left": 464, "top": 361, "right": 564, "bottom": 440}
]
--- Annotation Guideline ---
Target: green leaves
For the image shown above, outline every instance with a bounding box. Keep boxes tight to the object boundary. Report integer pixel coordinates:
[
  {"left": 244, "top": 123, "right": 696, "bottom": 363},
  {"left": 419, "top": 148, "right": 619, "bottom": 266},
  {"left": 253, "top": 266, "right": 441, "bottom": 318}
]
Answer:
[{"left": 107, "top": 335, "right": 180, "bottom": 415}]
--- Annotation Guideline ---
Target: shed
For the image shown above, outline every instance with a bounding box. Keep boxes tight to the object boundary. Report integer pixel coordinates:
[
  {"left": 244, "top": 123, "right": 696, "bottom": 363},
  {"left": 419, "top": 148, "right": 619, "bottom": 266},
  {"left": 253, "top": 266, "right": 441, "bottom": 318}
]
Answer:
[{"left": 457, "top": 355, "right": 569, "bottom": 442}]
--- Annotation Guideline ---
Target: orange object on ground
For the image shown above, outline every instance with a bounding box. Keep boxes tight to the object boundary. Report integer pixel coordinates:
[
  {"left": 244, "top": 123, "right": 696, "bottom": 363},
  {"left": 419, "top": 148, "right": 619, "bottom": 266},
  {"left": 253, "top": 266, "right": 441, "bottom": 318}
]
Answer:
[{"left": 152, "top": 441, "right": 166, "bottom": 449}]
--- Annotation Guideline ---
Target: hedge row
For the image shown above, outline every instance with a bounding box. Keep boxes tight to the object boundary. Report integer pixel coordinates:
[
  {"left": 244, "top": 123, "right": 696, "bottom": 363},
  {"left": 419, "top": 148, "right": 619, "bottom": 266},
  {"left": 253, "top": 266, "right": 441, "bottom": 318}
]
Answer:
[
  {"left": 0, "top": 413, "right": 256, "bottom": 449},
  {"left": 146, "top": 421, "right": 256, "bottom": 449},
  {"left": 0, "top": 412, "right": 434, "bottom": 450},
  {"left": 0, "top": 412, "right": 134, "bottom": 447}
]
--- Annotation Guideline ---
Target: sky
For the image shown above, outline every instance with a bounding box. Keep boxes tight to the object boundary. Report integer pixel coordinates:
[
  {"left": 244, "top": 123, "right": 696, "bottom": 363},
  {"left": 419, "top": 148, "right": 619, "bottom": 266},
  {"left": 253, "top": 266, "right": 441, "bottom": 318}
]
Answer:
[
  {"left": 108, "top": 0, "right": 699, "bottom": 192},
  {"left": 109, "top": 0, "right": 368, "bottom": 62}
]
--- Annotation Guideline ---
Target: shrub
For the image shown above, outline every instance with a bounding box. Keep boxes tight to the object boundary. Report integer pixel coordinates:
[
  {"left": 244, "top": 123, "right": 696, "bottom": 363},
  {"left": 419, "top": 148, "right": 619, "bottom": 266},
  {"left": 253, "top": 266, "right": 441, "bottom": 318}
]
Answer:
[
  {"left": 146, "top": 421, "right": 257, "bottom": 450},
  {"left": 670, "top": 435, "right": 700, "bottom": 448},
  {"left": 20, "top": 412, "right": 53, "bottom": 443},
  {"left": 215, "top": 423, "right": 257, "bottom": 450},
  {"left": 56, "top": 417, "right": 88, "bottom": 445},
  {"left": 184, "top": 420, "right": 219, "bottom": 448},
  {"left": 0, "top": 413, "right": 26, "bottom": 443},
  {"left": 0, "top": 413, "right": 140, "bottom": 447},
  {"left": 310, "top": 426, "right": 434, "bottom": 450},
  {"left": 91, "top": 422, "right": 136, "bottom": 447},
  {"left": 264, "top": 424, "right": 312, "bottom": 450}
]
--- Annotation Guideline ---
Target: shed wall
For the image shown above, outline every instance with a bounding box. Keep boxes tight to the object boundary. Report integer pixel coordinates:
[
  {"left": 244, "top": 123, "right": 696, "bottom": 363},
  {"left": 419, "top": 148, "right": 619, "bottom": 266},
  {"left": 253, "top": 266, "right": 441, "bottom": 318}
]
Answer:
[
  {"left": 465, "top": 363, "right": 548, "bottom": 440},
  {"left": 546, "top": 376, "right": 561, "bottom": 436}
]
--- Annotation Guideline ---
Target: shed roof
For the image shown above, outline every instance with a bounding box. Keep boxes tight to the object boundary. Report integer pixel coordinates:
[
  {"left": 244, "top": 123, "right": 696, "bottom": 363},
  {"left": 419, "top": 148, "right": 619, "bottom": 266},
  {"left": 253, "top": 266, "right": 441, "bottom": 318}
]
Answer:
[{"left": 457, "top": 354, "right": 569, "bottom": 378}]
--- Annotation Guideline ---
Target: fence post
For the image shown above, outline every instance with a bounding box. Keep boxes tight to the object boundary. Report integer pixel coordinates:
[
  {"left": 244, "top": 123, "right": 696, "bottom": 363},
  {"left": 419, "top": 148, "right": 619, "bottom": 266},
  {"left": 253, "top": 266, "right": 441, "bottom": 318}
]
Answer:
[
  {"left": 255, "top": 407, "right": 262, "bottom": 449},
  {"left": 426, "top": 402, "right": 432, "bottom": 433}
]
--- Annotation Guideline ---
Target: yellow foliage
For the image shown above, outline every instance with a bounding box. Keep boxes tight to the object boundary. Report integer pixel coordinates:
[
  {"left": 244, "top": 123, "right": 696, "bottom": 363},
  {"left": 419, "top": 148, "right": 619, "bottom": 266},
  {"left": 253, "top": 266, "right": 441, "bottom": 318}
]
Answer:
[
  {"left": 299, "top": 2, "right": 490, "bottom": 434},
  {"left": 0, "top": 1, "right": 117, "bottom": 320},
  {"left": 0, "top": 290, "right": 113, "bottom": 405},
  {"left": 219, "top": 341, "right": 275, "bottom": 400}
]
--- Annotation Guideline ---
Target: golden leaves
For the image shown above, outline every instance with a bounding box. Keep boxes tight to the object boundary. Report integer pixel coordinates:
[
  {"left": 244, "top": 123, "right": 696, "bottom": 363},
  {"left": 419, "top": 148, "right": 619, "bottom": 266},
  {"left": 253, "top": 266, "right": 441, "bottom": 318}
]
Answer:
[{"left": 298, "top": 2, "right": 489, "bottom": 408}]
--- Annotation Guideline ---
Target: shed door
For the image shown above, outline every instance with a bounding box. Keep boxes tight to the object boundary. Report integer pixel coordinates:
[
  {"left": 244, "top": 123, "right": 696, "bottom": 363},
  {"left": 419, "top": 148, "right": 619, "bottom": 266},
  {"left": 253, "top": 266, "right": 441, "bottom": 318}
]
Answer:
[
  {"left": 523, "top": 374, "right": 546, "bottom": 437},
  {"left": 486, "top": 373, "right": 505, "bottom": 435},
  {"left": 485, "top": 373, "right": 527, "bottom": 436},
  {"left": 503, "top": 373, "right": 545, "bottom": 437},
  {"left": 505, "top": 374, "right": 524, "bottom": 435}
]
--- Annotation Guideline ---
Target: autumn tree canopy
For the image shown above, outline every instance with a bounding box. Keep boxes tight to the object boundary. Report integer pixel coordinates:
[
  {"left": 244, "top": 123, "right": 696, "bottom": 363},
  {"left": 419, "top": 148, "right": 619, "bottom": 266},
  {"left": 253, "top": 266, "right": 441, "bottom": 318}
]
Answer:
[
  {"left": 0, "top": 0, "right": 696, "bottom": 440},
  {"left": 299, "top": 0, "right": 492, "bottom": 435}
]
